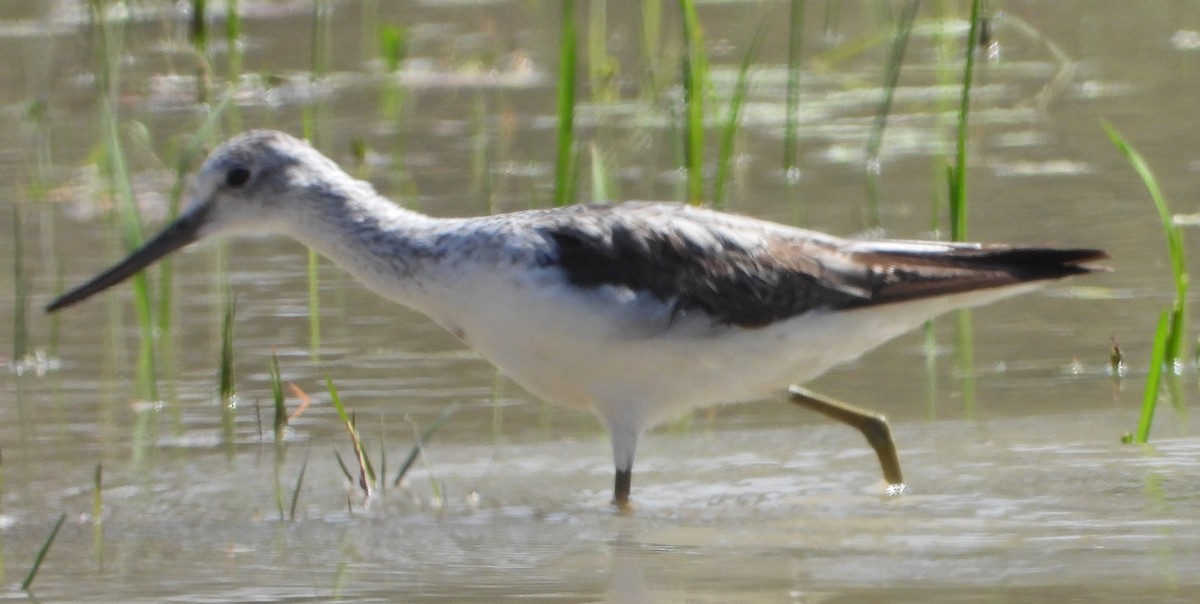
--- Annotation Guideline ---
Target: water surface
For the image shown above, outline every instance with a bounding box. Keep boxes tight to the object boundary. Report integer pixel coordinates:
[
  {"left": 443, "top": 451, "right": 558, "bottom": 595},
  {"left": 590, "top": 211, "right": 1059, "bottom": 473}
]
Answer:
[{"left": 1, "top": 1, "right": 1198, "bottom": 601}]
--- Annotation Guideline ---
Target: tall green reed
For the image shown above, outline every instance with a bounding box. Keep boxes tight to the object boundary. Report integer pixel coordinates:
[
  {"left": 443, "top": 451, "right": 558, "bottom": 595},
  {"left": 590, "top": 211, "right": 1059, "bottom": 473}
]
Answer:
[
  {"left": 639, "top": 0, "right": 664, "bottom": 102},
  {"left": 217, "top": 293, "right": 236, "bottom": 403},
  {"left": 190, "top": 0, "right": 208, "bottom": 52},
  {"left": 679, "top": 0, "right": 708, "bottom": 205},
  {"left": 947, "top": 0, "right": 983, "bottom": 415},
  {"left": 289, "top": 452, "right": 309, "bottom": 521},
  {"left": 1105, "top": 124, "right": 1187, "bottom": 444},
  {"left": 378, "top": 24, "right": 413, "bottom": 198},
  {"left": 378, "top": 22, "right": 408, "bottom": 121},
  {"left": 590, "top": 144, "right": 614, "bottom": 203},
  {"left": 379, "top": 24, "right": 408, "bottom": 73},
  {"left": 587, "top": 0, "right": 619, "bottom": 102},
  {"left": 782, "top": 0, "right": 806, "bottom": 177},
  {"left": 218, "top": 291, "right": 238, "bottom": 450},
  {"left": 23, "top": 99, "right": 60, "bottom": 356},
  {"left": 13, "top": 98, "right": 53, "bottom": 363},
  {"left": 713, "top": 20, "right": 766, "bottom": 209},
  {"left": 92, "top": 464, "right": 103, "bottom": 571},
  {"left": 20, "top": 513, "right": 65, "bottom": 592},
  {"left": 553, "top": 0, "right": 578, "bottom": 207},
  {"left": 158, "top": 103, "right": 229, "bottom": 345},
  {"left": 306, "top": 248, "right": 321, "bottom": 360},
  {"left": 922, "top": 2, "right": 963, "bottom": 415},
  {"left": 92, "top": 0, "right": 159, "bottom": 402},
  {"left": 188, "top": 0, "right": 213, "bottom": 103},
  {"left": 948, "top": 0, "right": 981, "bottom": 242},
  {"left": 11, "top": 203, "right": 28, "bottom": 362},
  {"left": 225, "top": 0, "right": 242, "bottom": 78},
  {"left": 327, "top": 377, "right": 376, "bottom": 495},
  {"left": 863, "top": 0, "right": 921, "bottom": 227},
  {"left": 471, "top": 95, "right": 495, "bottom": 207},
  {"left": 269, "top": 350, "right": 288, "bottom": 441},
  {"left": 393, "top": 404, "right": 459, "bottom": 487},
  {"left": 302, "top": 0, "right": 334, "bottom": 359}
]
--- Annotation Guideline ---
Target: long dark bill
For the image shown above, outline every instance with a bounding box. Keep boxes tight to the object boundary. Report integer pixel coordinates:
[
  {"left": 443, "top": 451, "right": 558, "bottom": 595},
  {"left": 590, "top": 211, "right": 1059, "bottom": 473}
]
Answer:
[{"left": 45, "top": 207, "right": 208, "bottom": 313}]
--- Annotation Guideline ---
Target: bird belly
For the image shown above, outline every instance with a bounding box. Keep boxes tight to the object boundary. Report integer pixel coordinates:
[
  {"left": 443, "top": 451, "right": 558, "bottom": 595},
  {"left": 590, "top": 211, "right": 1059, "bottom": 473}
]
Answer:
[{"left": 417, "top": 268, "right": 1044, "bottom": 430}]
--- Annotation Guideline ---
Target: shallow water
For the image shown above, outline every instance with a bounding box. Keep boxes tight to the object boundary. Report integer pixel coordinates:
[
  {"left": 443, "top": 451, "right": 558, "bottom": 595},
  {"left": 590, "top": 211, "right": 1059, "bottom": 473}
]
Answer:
[{"left": 1, "top": 1, "right": 1199, "bottom": 601}]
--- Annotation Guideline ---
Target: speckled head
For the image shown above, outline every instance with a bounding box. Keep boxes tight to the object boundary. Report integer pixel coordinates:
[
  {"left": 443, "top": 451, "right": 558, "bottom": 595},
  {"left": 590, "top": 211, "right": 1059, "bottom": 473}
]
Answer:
[{"left": 186, "top": 129, "right": 364, "bottom": 236}]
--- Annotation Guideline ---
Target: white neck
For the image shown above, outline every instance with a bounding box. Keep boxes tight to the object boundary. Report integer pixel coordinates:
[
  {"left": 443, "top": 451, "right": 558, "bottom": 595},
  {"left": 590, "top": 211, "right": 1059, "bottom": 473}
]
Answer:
[{"left": 285, "top": 188, "right": 451, "bottom": 309}]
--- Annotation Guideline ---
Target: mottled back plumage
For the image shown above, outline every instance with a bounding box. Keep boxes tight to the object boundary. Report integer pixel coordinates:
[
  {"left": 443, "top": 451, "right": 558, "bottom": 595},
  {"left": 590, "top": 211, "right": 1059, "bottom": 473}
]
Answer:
[{"left": 542, "top": 202, "right": 1104, "bottom": 328}]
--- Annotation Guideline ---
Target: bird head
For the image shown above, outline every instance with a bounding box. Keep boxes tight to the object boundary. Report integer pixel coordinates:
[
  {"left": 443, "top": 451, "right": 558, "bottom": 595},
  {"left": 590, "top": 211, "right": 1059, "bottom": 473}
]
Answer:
[{"left": 46, "top": 130, "right": 331, "bottom": 312}]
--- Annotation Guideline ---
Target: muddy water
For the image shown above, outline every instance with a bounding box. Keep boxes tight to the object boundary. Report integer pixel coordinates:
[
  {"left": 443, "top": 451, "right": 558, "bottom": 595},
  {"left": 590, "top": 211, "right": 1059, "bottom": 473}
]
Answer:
[{"left": 1, "top": 1, "right": 1199, "bottom": 602}]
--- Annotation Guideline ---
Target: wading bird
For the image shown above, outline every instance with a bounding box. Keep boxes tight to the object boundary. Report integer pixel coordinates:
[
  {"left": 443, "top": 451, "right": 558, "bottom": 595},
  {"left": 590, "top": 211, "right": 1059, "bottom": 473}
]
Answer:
[{"left": 47, "top": 130, "right": 1105, "bottom": 507}]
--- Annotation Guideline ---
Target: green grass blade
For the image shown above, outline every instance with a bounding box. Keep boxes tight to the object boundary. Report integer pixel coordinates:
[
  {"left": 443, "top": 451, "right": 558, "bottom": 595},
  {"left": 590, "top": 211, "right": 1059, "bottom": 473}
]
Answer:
[
  {"left": 225, "top": 0, "right": 242, "bottom": 77},
  {"left": 1136, "top": 310, "right": 1171, "bottom": 443},
  {"left": 102, "top": 104, "right": 159, "bottom": 402},
  {"left": 949, "top": 0, "right": 982, "bottom": 242},
  {"left": 307, "top": 248, "right": 321, "bottom": 360},
  {"left": 326, "top": 376, "right": 375, "bottom": 493},
  {"left": 289, "top": 452, "right": 309, "bottom": 521},
  {"left": 782, "top": 0, "right": 806, "bottom": 174},
  {"left": 955, "top": 308, "right": 976, "bottom": 417},
  {"left": 333, "top": 449, "right": 354, "bottom": 484},
  {"left": 553, "top": 0, "right": 578, "bottom": 207},
  {"left": 640, "top": 0, "right": 663, "bottom": 101},
  {"left": 863, "top": 0, "right": 920, "bottom": 226},
  {"left": 21, "top": 513, "right": 66, "bottom": 591},
  {"left": 217, "top": 292, "right": 236, "bottom": 402},
  {"left": 379, "top": 24, "right": 408, "bottom": 72},
  {"left": 327, "top": 375, "right": 351, "bottom": 425},
  {"left": 713, "top": 18, "right": 766, "bottom": 209},
  {"left": 225, "top": 0, "right": 241, "bottom": 45},
  {"left": 946, "top": 0, "right": 982, "bottom": 413},
  {"left": 274, "top": 461, "right": 285, "bottom": 521},
  {"left": 1102, "top": 122, "right": 1186, "bottom": 305},
  {"left": 587, "top": 0, "right": 617, "bottom": 102},
  {"left": 91, "top": 1, "right": 158, "bottom": 399},
  {"left": 158, "top": 96, "right": 231, "bottom": 345},
  {"left": 12, "top": 203, "right": 28, "bottom": 361},
  {"left": 378, "top": 441, "right": 387, "bottom": 494},
  {"left": 679, "top": 0, "right": 707, "bottom": 205},
  {"left": 393, "top": 403, "right": 460, "bottom": 487},
  {"left": 310, "top": 0, "right": 330, "bottom": 78},
  {"left": 93, "top": 463, "right": 103, "bottom": 571},
  {"left": 269, "top": 349, "right": 287, "bottom": 440},
  {"left": 1105, "top": 122, "right": 1189, "bottom": 436},
  {"left": 190, "top": 0, "right": 208, "bottom": 52},
  {"left": 589, "top": 143, "right": 612, "bottom": 203}
]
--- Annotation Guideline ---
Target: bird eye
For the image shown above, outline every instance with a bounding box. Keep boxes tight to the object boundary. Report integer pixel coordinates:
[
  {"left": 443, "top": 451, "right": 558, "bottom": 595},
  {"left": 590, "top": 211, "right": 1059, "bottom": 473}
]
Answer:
[{"left": 225, "top": 166, "right": 251, "bottom": 188}]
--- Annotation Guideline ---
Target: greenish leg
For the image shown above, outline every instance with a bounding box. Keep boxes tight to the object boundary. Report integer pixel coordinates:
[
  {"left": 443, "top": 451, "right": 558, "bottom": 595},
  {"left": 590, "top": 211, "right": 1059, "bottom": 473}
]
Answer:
[{"left": 787, "top": 385, "right": 905, "bottom": 490}]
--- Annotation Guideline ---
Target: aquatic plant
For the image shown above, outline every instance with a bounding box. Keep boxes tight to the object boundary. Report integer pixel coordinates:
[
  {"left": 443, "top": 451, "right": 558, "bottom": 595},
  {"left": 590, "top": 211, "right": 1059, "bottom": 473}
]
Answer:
[
  {"left": 713, "top": 20, "right": 766, "bottom": 209},
  {"left": 328, "top": 377, "right": 376, "bottom": 495},
  {"left": 1106, "top": 123, "right": 1187, "bottom": 443},
  {"left": 782, "top": 0, "right": 806, "bottom": 178},
  {"left": 21, "top": 513, "right": 65, "bottom": 591},
  {"left": 393, "top": 403, "right": 460, "bottom": 487},
  {"left": 863, "top": 0, "right": 921, "bottom": 225},
  {"left": 679, "top": 0, "right": 707, "bottom": 205},
  {"left": 553, "top": 0, "right": 578, "bottom": 207}
]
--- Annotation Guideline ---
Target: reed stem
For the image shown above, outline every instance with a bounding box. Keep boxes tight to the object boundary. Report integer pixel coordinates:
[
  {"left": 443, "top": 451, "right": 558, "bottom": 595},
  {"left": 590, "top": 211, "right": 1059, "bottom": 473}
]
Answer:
[{"left": 553, "top": 0, "right": 578, "bottom": 207}]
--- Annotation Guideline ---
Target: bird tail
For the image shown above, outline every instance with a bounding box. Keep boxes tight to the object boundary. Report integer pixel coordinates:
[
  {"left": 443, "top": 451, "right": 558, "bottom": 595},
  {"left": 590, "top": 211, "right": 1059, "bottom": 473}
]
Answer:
[{"left": 847, "top": 244, "right": 1108, "bottom": 307}]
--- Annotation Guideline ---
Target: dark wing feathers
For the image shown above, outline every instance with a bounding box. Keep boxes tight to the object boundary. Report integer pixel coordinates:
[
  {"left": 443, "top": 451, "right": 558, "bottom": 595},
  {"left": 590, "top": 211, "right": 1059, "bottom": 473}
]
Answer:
[
  {"left": 547, "top": 218, "right": 863, "bottom": 327},
  {"left": 543, "top": 204, "right": 1106, "bottom": 328},
  {"left": 847, "top": 245, "right": 1107, "bottom": 307}
]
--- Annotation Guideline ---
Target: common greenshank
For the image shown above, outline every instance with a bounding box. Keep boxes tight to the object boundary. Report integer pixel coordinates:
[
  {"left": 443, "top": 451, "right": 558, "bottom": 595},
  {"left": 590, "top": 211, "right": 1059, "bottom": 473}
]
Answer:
[{"left": 46, "top": 130, "right": 1106, "bottom": 507}]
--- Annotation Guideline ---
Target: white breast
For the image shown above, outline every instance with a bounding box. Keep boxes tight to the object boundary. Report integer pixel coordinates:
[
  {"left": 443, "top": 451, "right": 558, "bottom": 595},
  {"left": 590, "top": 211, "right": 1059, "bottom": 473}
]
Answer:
[{"left": 409, "top": 262, "right": 1045, "bottom": 432}]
